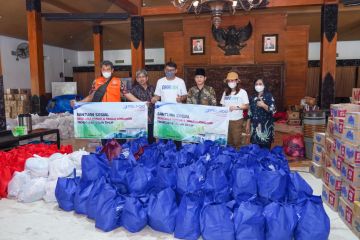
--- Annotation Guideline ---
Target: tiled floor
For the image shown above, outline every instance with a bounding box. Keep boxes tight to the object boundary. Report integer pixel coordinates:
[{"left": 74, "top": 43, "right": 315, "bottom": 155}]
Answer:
[{"left": 0, "top": 171, "right": 358, "bottom": 240}]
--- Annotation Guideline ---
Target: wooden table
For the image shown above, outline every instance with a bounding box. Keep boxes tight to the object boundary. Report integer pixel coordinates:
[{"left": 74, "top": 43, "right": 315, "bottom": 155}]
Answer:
[{"left": 0, "top": 129, "right": 60, "bottom": 150}]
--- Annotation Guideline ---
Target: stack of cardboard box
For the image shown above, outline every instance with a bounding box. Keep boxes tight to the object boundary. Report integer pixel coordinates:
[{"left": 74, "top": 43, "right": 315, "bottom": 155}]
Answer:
[
  {"left": 310, "top": 132, "right": 325, "bottom": 178},
  {"left": 352, "top": 88, "right": 360, "bottom": 105},
  {"left": 287, "top": 107, "right": 301, "bottom": 126},
  {"left": 321, "top": 103, "right": 360, "bottom": 236},
  {"left": 4, "top": 89, "right": 31, "bottom": 118}
]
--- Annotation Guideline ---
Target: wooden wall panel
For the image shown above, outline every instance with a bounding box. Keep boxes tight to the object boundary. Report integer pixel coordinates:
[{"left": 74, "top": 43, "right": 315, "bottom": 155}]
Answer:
[
  {"left": 307, "top": 67, "right": 320, "bottom": 97},
  {"left": 164, "top": 31, "right": 184, "bottom": 78},
  {"left": 255, "top": 14, "right": 287, "bottom": 63},
  {"left": 335, "top": 66, "right": 357, "bottom": 97},
  {"left": 73, "top": 72, "right": 94, "bottom": 98},
  {"left": 357, "top": 67, "right": 360, "bottom": 87},
  {"left": 285, "top": 25, "right": 309, "bottom": 106}
]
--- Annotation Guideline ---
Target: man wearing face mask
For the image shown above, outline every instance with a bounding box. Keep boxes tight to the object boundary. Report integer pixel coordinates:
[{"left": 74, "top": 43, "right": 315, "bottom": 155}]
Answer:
[
  {"left": 71, "top": 60, "right": 141, "bottom": 105},
  {"left": 220, "top": 71, "right": 249, "bottom": 149},
  {"left": 246, "top": 79, "right": 276, "bottom": 149},
  {"left": 151, "top": 61, "right": 187, "bottom": 104}
]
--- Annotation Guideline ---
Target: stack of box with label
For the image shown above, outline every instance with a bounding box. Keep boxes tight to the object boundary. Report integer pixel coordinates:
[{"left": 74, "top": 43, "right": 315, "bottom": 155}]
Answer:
[
  {"left": 4, "top": 89, "right": 31, "bottom": 118},
  {"left": 352, "top": 88, "right": 360, "bottom": 105},
  {"left": 287, "top": 109, "right": 301, "bottom": 126},
  {"left": 310, "top": 132, "right": 325, "bottom": 178}
]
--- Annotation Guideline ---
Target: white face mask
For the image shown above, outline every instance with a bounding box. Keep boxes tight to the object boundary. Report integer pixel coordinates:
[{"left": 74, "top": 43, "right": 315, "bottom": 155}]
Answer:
[
  {"left": 102, "top": 71, "right": 112, "bottom": 79},
  {"left": 255, "top": 85, "right": 265, "bottom": 93},
  {"left": 228, "top": 82, "right": 237, "bottom": 89}
]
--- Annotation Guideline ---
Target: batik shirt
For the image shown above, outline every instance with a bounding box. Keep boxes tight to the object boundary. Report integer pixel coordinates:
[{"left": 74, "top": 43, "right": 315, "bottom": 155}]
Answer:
[
  {"left": 130, "top": 84, "right": 155, "bottom": 123},
  {"left": 186, "top": 85, "right": 217, "bottom": 106},
  {"left": 248, "top": 92, "right": 276, "bottom": 145}
]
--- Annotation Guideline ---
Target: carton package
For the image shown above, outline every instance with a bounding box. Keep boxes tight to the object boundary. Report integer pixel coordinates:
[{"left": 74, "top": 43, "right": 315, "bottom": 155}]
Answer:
[
  {"left": 330, "top": 154, "right": 344, "bottom": 175},
  {"left": 324, "top": 153, "right": 332, "bottom": 168},
  {"left": 344, "top": 142, "right": 360, "bottom": 167},
  {"left": 325, "top": 136, "right": 336, "bottom": 156},
  {"left": 5, "top": 88, "right": 19, "bottom": 95},
  {"left": 343, "top": 127, "right": 360, "bottom": 145},
  {"left": 287, "top": 119, "right": 301, "bottom": 126},
  {"left": 314, "top": 132, "right": 326, "bottom": 146},
  {"left": 287, "top": 111, "right": 300, "bottom": 120},
  {"left": 327, "top": 118, "right": 335, "bottom": 136},
  {"left": 312, "top": 153, "right": 324, "bottom": 166},
  {"left": 335, "top": 138, "right": 345, "bottom": 158},
  {"left": 345, "top": 112, "right": 360, "bottom": 129},
  {"left": 322, "top": 184, "right": 340, "bottom": 211},
  {"left": 339, "top": 196, "right": 355, "bottom": 229},
  {"left": 331, "top": 104, "right": 360, "bottom": 118},
  {"left": 310, "top": 161, "right": 323, "bottom": 178},
  {"left": 324, "top": 167, "right": 342, "bottom": 192},
  {"left": 341, "top": 181, "right": 360, "bottom": 206},
  {"left": 353, "top": 88, "right": 360, "bottom": 102},
  {"left": 313, "top": 143, "right": 324, "bottom": 156},
  {"left": 354, "top": 201, "right": 360, "bottom": 217},
  {"left": 342, "top": 161, "right": 360, "bottom": 188},
  {"left": 334, "top": 117, "right": 345, "bottom": 137}
]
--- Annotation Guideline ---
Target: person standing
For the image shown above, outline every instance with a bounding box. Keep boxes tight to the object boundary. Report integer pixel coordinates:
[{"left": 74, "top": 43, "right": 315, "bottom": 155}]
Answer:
[
  {"left": 130, "top": 69, "right": 156, "bottom": 144},
  {"left": 246, "top": 79, "right": 276, "bottom": 149},
  {"left": 187, "top": 68, "right": 217, "bottom": 106},
  {"left": 220, "top": 71, "right": 249, "bottom": 149}
]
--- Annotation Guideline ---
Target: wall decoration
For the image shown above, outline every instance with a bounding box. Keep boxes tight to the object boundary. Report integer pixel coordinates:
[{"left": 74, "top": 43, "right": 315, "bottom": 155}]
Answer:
[
  {"left": 191, "top": 37, "right": 205, "bottom": 55},
  {"left": 262, "top": 34, "right": 278, "bottom": 53},
  {"left": 212, "top": 22, "right": 253, "bottom": 56}
]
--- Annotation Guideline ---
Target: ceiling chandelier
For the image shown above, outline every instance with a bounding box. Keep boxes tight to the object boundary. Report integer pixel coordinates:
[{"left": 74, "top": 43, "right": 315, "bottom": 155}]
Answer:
[{"left": 172, "top": 0, "right": 266, "bottom": 28}]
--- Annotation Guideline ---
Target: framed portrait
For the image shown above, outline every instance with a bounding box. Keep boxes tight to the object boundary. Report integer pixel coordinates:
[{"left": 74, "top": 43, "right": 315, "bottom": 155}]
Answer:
[
  {"left": 191, "top": 37, "right": 205, "bottom": 55},
  {"left": 262, "top": 34, "right": 278, "bottom": 53}
]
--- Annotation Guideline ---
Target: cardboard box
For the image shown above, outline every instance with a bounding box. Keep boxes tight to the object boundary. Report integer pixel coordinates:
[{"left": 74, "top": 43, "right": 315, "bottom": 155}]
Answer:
[
  {"left": 355, "top": 201, "right": 360, "bottom": 217},
  {"left": 331, "top": 104, "right": 360, "bottom": 118},
  {"left": 344, "top": 142, "right": 360, "bottom": 167},
  {"left": 330, "top": 154, "right": 344, "bottom": 175},
  {"left": 314, "top": 132, "right": 326, "bottom": 146},
  {"left": 324, "top": 167, "right": 342, "bottom": 192},
  {"left": 327, "top": 118, "right": 335, "bottom": 136},
  {"left": 313, "top": 143, "right": 324, "bottom": 156},
  {"left": 287, "top": 111, "right": 300, "bottom": 120},
  {"left": 343, "top": 127, "right": 360, "bottom": 145},
  {"left": 335, "top": 137, "right": 345, "bottom": 158},
  {"left": 334, "top": 117, "right": 345, "bottom": 136},
  {"left": 339, "top": 196, "right": 355, "bottom": 229},
  {"left": 345, "top": 112, "right": 360, "bottom": 130},
  {"left": 5, "top": 88, "right": 19, "bottom": 95},
  {"left": 312, "top": 153, "right": 324, "bottom": 166},
  {"left": 322, "top": 184, "right": 340, "bottom": 211},
  {"left": 342, "top": 161, "right": 360, "bottom": 188},
  {"left": 18, "top": 89, "right": 31, "bottom": 95},
  {"left": 287, "top": 119, "right": 301, "bottom": 126},
  {"left": 353, "top": 88, "right": 360, "bottom": 102},
  {"left": 324, "top": 153, "right": 332, "bottom": 168},
  {"left": 310, "top": 161, "right": 323, "bottom": 178},
  {"left": 325, "top": 136, "right": 335, "bottom": 155},
  {"left": 341, "top": 181, "right": 360, "bottom": 206}
]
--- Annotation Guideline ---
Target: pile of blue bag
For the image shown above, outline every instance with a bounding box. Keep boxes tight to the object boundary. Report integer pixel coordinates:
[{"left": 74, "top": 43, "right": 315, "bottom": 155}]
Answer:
[{"left": 55, "top": 139, "right": 330, "bottom": 240}]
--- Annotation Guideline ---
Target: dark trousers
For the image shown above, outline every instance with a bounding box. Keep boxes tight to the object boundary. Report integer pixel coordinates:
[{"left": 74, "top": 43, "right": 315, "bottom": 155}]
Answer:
[{"left": 148, "top": 123, "right": 155, "bottom": 144}]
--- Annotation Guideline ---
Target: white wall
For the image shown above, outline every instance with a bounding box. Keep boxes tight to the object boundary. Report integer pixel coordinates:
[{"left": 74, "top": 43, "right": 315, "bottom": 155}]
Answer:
[
  {"left": 309, "top": 41, "right": 360, "bottom": 60},
  {"left": 0, "top": 35, "right": 78, "bottom": 92},
  {"left": 77, "top": 48, "right": 165, "bottom": 66}
]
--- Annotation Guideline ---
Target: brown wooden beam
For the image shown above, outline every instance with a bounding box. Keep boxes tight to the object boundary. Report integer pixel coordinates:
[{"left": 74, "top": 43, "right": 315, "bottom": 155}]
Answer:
[
  {"left": 131, "top": 16, "right": 145, "bottom": 81},
  {"left": 93, "top": 25, "right": 103, "bottom": 78},
  {"left": 267, "top": 0, "right": 325, "bottom": 7},
  {"left": 141, "top": 6, "right": 185, "bottom": 16},
  {"left": 111, "top": 0, "right": 139, "bottom": 15},
  {"left": 42, "top": 0, "right": 79, "bottom": 13},
  {"left": 26, "top": 0, "right": 45, "bottom": 96}
]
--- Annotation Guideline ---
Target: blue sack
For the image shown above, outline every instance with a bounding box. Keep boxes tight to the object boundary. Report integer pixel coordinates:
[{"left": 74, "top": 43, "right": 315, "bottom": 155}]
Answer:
[
  {"left": 200, "top": 203, "right": 235, "bottom": 240},
  {"left": 264, "top": 202, "right": 297, "bottom": 240},
  {"left": 86, "top": 176, "right": 107, "bottom": 220},
  {"left": 231, "top": 167, "right": 257, "bottom": 202},
  {"left": 234, "top": 200, "right": 265, "bottom": 240},
  {"left": 121, "top": 196, "right": 148, "bottom": 233},
  {"left": 288, "top": 172, "right": 313, "bottom": 202},
  {"left": 81, "top": 153, "right": 110, "bottom": 182},
  {"left": 214, "top": 154, "right": 232, "bottom": 174},
  {"left": 177, "top": 161, "right": 206, "bottom": 195},
  {"left": 147, "top": 187, "right": 178, "bottom": 233},
  {"left": 95, "top": 184, "right": 126, "bottom": 232},
  {"left": 257, "top": 168, "right": 288, "bottom": 202},
  {"left": 155, "top": 160, "right": 177, "bottom": 190},
  {"left": 55, "top": 173, "right": 80, "bottom": 211},
  {"left": 174, "top": 193, "right": 203, "bottom": 240},
  {"left": 195, "top": 140, "right": 213, "bottom": 157},
  {"left": 74, "top": 179, "right": 95, "bottom": 215},
  {"left": 204, "top": 166, "right": 230, "bottom": 203},
  {"left": 295, "top": 196, "right": 330, "bottom": 240},
  {"left": 110, "top": 157, "right": 132, "bottom": 184},
  {"left": 46, "top": 94, "right": 82, "bottom": 113},
  {"left": 126, "top": 165, "right": 153, "bottom": 196}
]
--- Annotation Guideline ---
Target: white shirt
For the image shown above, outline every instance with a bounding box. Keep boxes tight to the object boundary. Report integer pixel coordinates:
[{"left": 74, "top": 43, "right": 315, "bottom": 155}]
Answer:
[
  {"left": 220, "top": 89, "right": 249, "bottom": 120},
  {"left": 154, "top": 77, "right": 187, "bottom": 103}
]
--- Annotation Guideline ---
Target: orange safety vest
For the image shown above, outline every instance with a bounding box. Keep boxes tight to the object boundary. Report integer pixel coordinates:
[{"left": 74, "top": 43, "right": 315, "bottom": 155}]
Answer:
[{"left": 93, "top": 76, "right": 122, "bottom": 102}]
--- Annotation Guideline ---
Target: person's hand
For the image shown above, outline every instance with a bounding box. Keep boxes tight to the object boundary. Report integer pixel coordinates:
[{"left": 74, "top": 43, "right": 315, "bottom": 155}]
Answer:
[
  {"left": 70, "top": 100, "right": 76, "bottom": 108},
  {"left": 229, "top": 106, "right": 238, "bottom": 112},
  {"left": 257, "top": 100, "right": 266, "bottom": 109},
  {"left": 245, "top": 123, "right": 251, "bottom": 134},
  {"left": 151, "top": 97, "right": 158, "bottom": 104},
  {"left": 176, "top": 95, "right": 182, "bottom": 103}
]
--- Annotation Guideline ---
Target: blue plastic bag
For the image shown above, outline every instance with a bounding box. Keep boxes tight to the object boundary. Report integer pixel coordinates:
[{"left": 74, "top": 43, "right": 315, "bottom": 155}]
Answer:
[
  {"left": 177, "top": 161, "right": 206, "bottom": 195},
  {"left": 295, "top": 196, "right": 330, "bottom": 240},
  {"left": 95, "top": 184, "right": 126, "bottom": 232},
  {"left": 231, "top": 167, "right": 257, "bottom": 202},
  {"left": 81, "top": 153, "right": 110, "bottom": 182},
  {"left": 174, "top": 193, "right": 203, "bottom": 240},
  {"left": 257, "top": 168, "right": 288, "bottom": 202},
  {"left": 126, "top": 165, "right": 153, "bottom": 196},
  {"left": 214, "top": 154, "right": 232, "bottom": 174},
  {"left": 110, "top": 157, "right": 132, "bottom": 184},
  {"left": 200, "top": 203, "right": 235, "bottom": 240},
  {"left": 263, "top": 202, "right": 297, "bottom": 240},
  {"left": 86, "top": 176, "right": 107, "bottom": 220},
  {"left": 138, "top": 146, "right": 160, "bottom": 171},
  {"left": 234, "top": 200, "right": 265, "bottom": 240},
  {"left": 204, "top": 166, "right": 230, "bottom": 203},
  {"left": 288, "top": 172, "right": 313, "bottom": 202},
  {"left": 121, "top": 196, "right": 148, "bottom": 233},
  {"left": 147, "top": 187, "right": 178, "bottom": 233},
  {"left": 55, "top": 174, "right": 80, "bottom": 211},
  {"left": 46, "top": 94, "right": 82, "bottom": 113},
  {"left": 155, "top": 160, "right": 177, "bottom": 190},
  {"left": 74, "top": 179, "right": 95, "bottom": 215}
]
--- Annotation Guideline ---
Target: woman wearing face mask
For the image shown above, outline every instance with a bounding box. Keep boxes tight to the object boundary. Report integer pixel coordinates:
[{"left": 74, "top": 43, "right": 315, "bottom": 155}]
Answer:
[
  {"left": 220, "top": 71, "right": 249, "bottom": 149},
  {"left": 246, "top": 79, "right": 276, "bottom": 149}
]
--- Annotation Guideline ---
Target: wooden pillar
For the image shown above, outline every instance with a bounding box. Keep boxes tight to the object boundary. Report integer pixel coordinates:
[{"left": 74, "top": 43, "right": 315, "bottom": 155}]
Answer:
[
  {"left": 131, "top": 16, "right": 145, "bottom": 80},
  {"left": 93, "top": 25, "right": 103, "bottom": 78},
  {"left": 0, "top": 50, "right": 6, "bottom": 131},
  {"left": 319, "top": 1, "right": 338, "bottom": 109},
  {"left": 26, "top": 0, "right": 45, "bottom": 96}
]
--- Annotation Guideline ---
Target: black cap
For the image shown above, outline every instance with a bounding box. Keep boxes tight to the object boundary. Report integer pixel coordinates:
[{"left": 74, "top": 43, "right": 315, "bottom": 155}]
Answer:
[{"left": 195, "top": 68, "right": 206, "bottom": 77}]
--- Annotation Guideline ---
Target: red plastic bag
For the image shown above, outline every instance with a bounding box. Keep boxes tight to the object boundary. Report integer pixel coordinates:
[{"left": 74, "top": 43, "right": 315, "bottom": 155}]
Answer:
[{"left": 283, "top": 134, "right": 305, "bottom": 158}]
